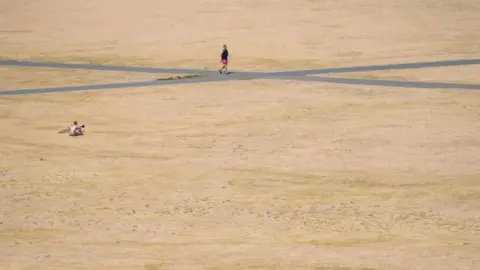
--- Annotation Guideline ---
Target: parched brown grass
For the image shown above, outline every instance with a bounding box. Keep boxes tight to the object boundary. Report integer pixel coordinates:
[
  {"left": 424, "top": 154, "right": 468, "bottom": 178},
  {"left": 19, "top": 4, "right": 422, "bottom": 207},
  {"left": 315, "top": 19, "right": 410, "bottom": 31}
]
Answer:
[
  {"left": 320, "top": 65, "right": 480, "bottom": 84},
  {"left": 0, "top": 67, "right": 177, "bottom": 91},
  {"left": 1, "top": 0, "right": 479, "bottom": 70},
  {"left": 1, "top": 0, "right": 479, "bottom": 270}
]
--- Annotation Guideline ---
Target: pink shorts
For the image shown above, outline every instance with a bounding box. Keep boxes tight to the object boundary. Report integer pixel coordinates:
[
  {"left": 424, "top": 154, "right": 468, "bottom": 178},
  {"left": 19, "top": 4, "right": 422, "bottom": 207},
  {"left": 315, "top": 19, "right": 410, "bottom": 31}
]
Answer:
[{"left": 221, "top": 59, "right": 228, "bottom": 65}]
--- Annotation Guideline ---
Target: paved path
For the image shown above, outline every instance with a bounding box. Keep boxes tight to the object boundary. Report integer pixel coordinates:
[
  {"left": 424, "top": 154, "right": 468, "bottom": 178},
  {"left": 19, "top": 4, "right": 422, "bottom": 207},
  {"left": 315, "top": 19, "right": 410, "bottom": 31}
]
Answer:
[{"left": 1, "top": 58, "right": 479, "bottom": 96}]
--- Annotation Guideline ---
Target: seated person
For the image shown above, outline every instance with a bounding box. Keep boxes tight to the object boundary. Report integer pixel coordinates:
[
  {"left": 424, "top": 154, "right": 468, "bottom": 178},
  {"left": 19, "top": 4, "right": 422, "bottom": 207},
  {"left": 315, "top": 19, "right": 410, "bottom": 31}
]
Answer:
[{"left": 69, "top": 121, "right": 85, "bottom": 136}]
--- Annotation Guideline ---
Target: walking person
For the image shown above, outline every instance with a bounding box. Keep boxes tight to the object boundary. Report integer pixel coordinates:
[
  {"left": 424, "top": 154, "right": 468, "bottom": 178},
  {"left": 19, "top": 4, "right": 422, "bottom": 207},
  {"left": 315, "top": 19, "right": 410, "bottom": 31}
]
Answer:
[{"left": 219, "top": 44, "right": 229, "bottom": 74}]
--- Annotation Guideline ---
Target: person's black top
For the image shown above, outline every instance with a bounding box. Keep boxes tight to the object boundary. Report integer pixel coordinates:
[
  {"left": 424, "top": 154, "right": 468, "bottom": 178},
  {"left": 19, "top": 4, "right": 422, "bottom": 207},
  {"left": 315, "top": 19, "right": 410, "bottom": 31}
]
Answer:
[{"left": 221, "top": 49, "right": 229, "bottom": 60}]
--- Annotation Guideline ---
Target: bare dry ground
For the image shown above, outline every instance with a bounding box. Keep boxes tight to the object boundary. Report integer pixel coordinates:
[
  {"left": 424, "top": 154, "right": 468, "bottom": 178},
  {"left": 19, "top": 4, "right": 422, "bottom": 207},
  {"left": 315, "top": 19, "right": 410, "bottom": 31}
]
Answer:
[{"left": 1, "top": 0, "right": 480, "bottom": 270}]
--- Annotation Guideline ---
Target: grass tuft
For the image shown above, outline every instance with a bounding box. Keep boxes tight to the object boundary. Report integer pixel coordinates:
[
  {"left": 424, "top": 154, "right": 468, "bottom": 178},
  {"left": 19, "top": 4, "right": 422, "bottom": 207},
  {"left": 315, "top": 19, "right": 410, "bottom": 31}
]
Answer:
[{"left": 156, "top": 74, "right": 205, "bottom": 81}]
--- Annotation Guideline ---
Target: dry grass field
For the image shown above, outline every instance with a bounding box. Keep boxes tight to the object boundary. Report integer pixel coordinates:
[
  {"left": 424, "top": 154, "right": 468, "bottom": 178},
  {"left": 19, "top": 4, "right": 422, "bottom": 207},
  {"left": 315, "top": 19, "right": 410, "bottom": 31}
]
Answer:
[
  {"left": 1, "top": 0, "right": 480, "bottom": 269},
  {"left": 0, "top": 67, "right": 178, "bottom": 90},
  {"left": 320, "top": 65, "right": 480, "bottom": 84}
]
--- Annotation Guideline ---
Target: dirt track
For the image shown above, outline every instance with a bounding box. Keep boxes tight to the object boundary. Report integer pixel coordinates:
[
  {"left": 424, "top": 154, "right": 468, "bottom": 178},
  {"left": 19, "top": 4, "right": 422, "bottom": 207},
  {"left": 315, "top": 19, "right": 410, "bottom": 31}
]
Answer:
[{"left": 1, "top": 0, "right": 480, "bottom": 269}]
